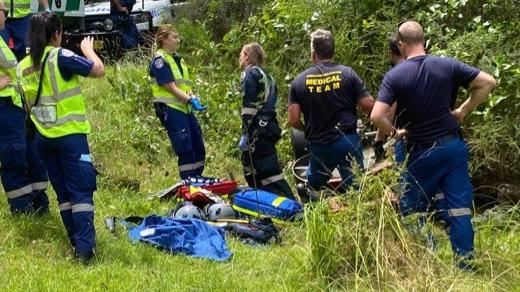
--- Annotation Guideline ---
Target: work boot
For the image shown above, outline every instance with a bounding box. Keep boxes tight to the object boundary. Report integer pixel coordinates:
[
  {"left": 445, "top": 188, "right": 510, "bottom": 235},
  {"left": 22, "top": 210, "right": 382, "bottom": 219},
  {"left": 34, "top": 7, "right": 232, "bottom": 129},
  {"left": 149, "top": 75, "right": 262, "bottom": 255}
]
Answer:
[
  {"left": 457, "top": 257, "right": 477, "bottom": 272},
  {"left": 74, "top": 249, "right": 95, "bottom": 265},
  {"left": 8, "top": 194, "right": 35, "bottom": 214},
  {"left": 32, "top": 190, "right": 50, "bottom": 215}
]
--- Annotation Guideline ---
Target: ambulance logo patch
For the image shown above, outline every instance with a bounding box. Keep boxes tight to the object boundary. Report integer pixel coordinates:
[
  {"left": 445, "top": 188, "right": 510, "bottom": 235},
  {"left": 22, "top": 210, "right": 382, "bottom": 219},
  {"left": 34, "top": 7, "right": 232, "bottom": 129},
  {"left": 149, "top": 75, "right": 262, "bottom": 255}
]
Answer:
[
  {"left": 61, "top": 49, "right": 75, "bottom": 57},
  {"left": 155, "top": 58, "right": 164, "bottom": 69}
]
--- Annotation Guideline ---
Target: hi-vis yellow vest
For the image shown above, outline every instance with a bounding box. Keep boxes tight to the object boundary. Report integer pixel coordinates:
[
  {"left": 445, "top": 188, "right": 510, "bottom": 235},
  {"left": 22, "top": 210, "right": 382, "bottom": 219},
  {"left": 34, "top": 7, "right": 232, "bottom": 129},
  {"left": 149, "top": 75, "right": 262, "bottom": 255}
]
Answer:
[
  {"left": 151, "top": 49, "right": 192, "bottom": 114},
  {"left": 0, "top": 37, "right": 21, "bottom": 108},
  {"left": 8, "top": 0, "right": 31, "bottom": 18},
  {"left": 18, "top": 47, "right": 90, "bottom": 138}
]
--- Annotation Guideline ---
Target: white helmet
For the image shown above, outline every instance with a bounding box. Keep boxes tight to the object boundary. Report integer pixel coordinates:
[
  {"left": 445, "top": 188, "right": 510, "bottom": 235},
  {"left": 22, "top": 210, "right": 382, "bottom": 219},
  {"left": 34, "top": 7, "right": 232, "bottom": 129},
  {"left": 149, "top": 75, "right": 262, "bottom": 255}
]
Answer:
[
  {"left": 204, "top": 203, "right": 237, "bottom": 221},
  {"left": 171, "top": 202, "right": 205, "bottom": 220}
]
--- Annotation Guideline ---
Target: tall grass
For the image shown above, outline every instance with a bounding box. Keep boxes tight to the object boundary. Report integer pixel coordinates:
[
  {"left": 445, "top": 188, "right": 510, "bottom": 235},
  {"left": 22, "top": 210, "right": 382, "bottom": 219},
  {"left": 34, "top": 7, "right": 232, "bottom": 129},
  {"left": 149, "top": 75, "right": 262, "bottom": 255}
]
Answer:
[
  {"left": 81, "top": 42, "right": 520, "bottom": 291},
  {"left": 305, "top": 167, "right": 520, "bottom": 290}
]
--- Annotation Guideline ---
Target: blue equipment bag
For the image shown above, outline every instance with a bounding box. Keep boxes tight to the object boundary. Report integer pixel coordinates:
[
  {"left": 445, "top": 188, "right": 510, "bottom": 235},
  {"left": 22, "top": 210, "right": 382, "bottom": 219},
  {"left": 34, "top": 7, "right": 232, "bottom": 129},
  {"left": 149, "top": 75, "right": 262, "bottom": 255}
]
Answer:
[{"left": 231, "top": 188, "right": 302, "bottom": 221}]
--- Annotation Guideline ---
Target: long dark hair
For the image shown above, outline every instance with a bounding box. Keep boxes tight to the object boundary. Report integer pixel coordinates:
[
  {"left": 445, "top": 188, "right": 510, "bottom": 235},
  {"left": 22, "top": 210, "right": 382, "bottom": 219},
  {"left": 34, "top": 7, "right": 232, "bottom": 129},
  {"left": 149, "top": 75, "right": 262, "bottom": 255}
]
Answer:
[{"left": 29, "top": 12, "right": 62, "bottom": 67}]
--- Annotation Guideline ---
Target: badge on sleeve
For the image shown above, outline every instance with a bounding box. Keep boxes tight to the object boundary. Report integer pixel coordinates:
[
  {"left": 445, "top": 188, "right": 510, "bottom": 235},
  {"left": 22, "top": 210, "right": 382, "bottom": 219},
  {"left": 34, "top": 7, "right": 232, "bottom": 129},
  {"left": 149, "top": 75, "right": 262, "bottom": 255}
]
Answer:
[
  {"left": 154, "top": 58, "right": 164, "bottom": 69},
  {"left": 240, "top": 71, "right": 246, "bottom": 83},
  {"left": 60, "top": 49, "right": 75, "bottom": 57}
]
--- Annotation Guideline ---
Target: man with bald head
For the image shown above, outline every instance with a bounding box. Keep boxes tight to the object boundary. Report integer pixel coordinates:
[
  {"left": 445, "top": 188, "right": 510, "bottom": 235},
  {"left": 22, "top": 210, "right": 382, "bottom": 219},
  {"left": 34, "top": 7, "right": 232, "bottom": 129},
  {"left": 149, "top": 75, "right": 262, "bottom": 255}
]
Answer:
[{"left": 371, "top": 21, "right": 496, "bottom": 269}]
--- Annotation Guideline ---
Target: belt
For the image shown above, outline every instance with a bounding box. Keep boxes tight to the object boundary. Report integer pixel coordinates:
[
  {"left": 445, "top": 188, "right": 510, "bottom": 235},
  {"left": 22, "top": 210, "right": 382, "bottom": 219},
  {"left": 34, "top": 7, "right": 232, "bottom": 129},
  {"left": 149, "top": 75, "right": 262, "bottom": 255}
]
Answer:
[
  {"left": 337, "top": 128, "right": 357, "bottom": 135},
  {"left": 406, "top": 133, "right": 460, "bottom": 153}
]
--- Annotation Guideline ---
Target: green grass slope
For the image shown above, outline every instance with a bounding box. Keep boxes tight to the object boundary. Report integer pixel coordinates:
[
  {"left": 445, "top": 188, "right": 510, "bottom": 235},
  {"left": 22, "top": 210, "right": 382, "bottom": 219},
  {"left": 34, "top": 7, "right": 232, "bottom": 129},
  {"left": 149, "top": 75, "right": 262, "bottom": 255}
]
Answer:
[{"left": 0, "top": 62, "right": 519, "bottom": 291}]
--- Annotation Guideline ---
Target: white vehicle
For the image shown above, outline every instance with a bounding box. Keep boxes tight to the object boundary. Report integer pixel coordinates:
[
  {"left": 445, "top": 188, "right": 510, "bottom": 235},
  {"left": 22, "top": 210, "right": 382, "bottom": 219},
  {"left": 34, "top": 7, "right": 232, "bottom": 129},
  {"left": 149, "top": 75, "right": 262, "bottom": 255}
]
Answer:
[
  {"left": 83, "top": 0, "right": 175, "bottom": 33},
  {"left": 55, "top": 0, "right": 184, "bottom": 58}
]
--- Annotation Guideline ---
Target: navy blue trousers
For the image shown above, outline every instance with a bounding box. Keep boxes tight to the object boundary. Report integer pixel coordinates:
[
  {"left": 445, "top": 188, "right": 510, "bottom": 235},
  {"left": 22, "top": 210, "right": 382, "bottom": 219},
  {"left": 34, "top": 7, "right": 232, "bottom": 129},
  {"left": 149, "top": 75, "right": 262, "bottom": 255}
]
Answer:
[
  {"left": 36, "top": 133, "right": 97, "bottom": 254},
  {"left": 241, "top": 147, "right": 294, "bottom": 199},
  {"left": 395, "top": 138, "right": 449, "bottom": 223},
  {"left": 157, "top": 106, "right": 205, "bottom": 180},
  {"left": 111, "top": 13, "right": 140, "bottom": 49},
  {"left": 0, "top": 98, "right": 48, "bottom": 213},
  {"left": 400, "top": 137, "right": 474, "bottom": 257},
  {"left": 307, "top": 133, "right": 364, "bottom": 191}
]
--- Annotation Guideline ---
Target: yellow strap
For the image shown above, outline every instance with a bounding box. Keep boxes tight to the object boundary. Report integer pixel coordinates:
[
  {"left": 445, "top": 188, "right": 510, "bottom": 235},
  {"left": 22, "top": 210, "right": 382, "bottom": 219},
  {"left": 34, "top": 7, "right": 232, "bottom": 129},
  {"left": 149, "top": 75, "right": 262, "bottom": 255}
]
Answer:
[
  {"left": 231, "top": 205, "right": 286, "bottom": 224},
  {"left": 232, "top": 205, "right": 258, "bottom": 217},
  {"left": 272, "top": 197, "right": 287, "bottom": 207}
]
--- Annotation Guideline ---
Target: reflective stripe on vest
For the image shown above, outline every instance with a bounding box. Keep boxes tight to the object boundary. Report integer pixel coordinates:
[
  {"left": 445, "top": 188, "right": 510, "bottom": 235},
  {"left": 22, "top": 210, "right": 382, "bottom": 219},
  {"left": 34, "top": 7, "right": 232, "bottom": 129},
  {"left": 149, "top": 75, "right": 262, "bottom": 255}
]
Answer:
[
  {"left": 150, "top": 76, "right": 191, "bottom": 86},
  {"left": 241, "top": 107, "right": 258, "bottom": 116},
  {"left": 150, "top": 49, "right": 192, "bottom": 114},
  {"left": 0, "top": 37, "right": 21, "bottom": 108},
  {"left": 24, "top": 47, "right": 90, "bottom": 138},
  {"left": 153, "top": 96, "right": 185, "bottom": 105},
  {"left": 17, "top": 55, "right": 40, "bottom": 109},
  {"left": 240, "top": 66, "right": 272, "bottom": 118},
  {"left": 9, "top": 0, "right": 31, "bottom": 18}
]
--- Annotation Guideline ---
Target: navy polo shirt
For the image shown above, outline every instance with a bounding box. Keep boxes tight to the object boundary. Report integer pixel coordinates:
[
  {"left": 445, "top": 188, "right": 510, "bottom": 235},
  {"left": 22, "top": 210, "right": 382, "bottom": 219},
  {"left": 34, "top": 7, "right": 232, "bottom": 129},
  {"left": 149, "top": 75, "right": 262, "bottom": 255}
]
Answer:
[
  {"left": 289, "top": 62, "right": 370, "bottom": 144},
  {"left": 377, "top": 55, "right": 480, "bottom": 144},
  {"left": 57, "top": 48, "right": 94, "bottom": 80}
]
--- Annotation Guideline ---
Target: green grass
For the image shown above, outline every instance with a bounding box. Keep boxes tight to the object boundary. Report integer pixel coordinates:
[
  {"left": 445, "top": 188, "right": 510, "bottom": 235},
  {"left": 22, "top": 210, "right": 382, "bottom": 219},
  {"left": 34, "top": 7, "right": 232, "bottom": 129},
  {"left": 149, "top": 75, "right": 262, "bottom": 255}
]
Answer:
[{"left": 1, "top": 61, "right": 520, "bottom": 291}]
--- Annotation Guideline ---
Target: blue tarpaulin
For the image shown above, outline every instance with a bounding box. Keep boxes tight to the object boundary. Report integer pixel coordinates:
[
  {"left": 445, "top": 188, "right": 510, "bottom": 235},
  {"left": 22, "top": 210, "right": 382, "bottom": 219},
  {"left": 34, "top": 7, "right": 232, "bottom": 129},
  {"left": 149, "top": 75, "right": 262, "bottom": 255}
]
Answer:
[{"left": 127, "top": 215, "right": 232, "bottom": 261}]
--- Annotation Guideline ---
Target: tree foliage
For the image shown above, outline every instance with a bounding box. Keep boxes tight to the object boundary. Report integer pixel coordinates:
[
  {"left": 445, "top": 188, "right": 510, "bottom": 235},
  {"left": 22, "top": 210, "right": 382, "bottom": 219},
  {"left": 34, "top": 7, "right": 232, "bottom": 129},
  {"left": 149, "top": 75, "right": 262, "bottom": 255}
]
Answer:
[{"left": 173, "top": 0, "right": 520, "bottom": 193}]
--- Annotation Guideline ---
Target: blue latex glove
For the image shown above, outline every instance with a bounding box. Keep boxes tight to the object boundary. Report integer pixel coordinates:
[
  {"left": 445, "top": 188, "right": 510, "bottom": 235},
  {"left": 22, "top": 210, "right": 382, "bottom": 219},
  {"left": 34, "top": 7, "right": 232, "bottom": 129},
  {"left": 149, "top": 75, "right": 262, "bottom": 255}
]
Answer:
[
  {"left": 238, "top": 134, "right": 248, "bottom": 151},
  {"left": 190, "top": 96, "right": 207, "bottom": 111}
]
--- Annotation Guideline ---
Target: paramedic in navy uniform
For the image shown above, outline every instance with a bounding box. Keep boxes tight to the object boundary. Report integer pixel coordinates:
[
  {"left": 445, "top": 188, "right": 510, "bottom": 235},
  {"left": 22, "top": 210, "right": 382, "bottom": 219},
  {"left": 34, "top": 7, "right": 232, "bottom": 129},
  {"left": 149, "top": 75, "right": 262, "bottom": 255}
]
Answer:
[
  {"left": 370, "top": 21, "right": 496, "bottom": 269},
  {"left": 238, "top": 42, "right": 294, "bottom": 199},
  {"left": 288, "top": 29, "right": 374, "bottom": 192},
  {"left": 149, "top": 24, "right": 207, "bottom": 180},
  {"left": 18, "top": 12, "right": 105, "bottom": 262}
]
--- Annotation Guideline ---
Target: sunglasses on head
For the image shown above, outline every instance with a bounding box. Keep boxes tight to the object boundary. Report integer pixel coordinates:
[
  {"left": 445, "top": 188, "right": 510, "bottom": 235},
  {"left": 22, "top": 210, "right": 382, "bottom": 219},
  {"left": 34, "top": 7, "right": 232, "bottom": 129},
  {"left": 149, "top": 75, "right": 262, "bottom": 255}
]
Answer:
[
  {"left": 396, "top": 20, "right": 406, "bottom": 42},
  {"left": 0, "top": 8, "right": 9, "bottom": 17}
]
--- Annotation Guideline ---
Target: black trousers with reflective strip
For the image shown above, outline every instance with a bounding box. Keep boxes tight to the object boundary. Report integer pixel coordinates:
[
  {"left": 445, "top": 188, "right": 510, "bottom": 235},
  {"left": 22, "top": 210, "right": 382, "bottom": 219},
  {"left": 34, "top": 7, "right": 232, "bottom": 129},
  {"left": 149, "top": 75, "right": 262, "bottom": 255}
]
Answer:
[{"left": 241, "top": 141, "right": 294, "bottom": 199}]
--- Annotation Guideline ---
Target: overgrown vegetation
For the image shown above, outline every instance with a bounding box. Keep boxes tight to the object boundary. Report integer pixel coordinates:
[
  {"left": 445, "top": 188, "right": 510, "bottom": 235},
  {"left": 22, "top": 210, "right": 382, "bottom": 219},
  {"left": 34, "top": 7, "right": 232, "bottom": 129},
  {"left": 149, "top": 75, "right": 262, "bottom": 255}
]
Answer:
[
  {"left": 175, "top": 0, "right": 520, "bottom": 192},
  {"left": 1, "top": 0, "right": 519, "bottom": 290}
]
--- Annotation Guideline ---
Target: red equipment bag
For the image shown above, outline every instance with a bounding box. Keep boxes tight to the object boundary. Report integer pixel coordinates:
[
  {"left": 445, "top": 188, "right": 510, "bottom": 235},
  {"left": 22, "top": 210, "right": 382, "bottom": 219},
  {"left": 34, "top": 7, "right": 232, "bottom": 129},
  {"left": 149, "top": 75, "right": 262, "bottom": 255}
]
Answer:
[{"left": 177, "top": 180, "right": 238, "bottom": 205}]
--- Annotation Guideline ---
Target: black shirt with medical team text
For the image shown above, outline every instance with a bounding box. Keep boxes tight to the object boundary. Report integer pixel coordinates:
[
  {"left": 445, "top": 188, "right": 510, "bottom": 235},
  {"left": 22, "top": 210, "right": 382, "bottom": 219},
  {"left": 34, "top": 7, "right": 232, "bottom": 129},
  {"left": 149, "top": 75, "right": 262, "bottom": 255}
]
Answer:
[{"left": 288, "top": 62, "right": 370, "bottom": 144}]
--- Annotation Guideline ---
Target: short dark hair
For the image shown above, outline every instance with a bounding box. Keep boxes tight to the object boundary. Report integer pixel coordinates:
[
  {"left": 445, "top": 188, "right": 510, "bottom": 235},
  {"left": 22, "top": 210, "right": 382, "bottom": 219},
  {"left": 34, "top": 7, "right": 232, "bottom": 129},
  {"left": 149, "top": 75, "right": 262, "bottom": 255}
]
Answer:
[
  {"left": 310, "top": 29, "right": 334, "bottom": 59},
  {"left": 388, "top": 35, "right": 400, "bottom": 57}
]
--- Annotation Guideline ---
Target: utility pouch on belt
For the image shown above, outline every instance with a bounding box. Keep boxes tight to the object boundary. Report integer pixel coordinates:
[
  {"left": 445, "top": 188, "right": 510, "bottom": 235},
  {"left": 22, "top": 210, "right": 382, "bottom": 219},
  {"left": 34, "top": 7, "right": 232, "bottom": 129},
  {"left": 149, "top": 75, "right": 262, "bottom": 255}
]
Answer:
[
  {"left": 255, "top": 114, "right": 281, "bottom": 143},
  {"left": 153, "top": 102, "right": 167, "bottom": 121}
]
